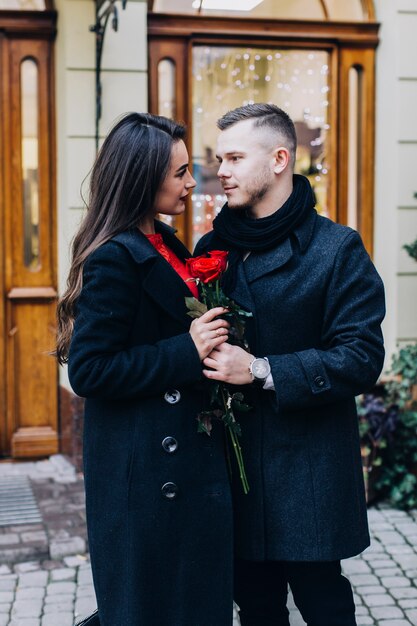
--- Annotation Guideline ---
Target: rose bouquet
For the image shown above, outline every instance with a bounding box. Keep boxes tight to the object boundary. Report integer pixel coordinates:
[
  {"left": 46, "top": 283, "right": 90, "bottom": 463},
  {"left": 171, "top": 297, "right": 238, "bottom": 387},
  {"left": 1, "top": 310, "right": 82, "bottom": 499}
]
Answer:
[{"left": 185, "top": 251, "right": 251, "bottom": 494}]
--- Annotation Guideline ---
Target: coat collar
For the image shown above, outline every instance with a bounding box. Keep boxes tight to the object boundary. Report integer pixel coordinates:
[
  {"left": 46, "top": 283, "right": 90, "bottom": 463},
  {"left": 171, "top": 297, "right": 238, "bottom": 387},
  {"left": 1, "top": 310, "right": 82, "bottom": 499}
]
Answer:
[
  {"left": 243, "top": 208, "right": 317, "bottom": 284},
  {"left": 113, "top": 223, "right": 194, "bottom": 329}
]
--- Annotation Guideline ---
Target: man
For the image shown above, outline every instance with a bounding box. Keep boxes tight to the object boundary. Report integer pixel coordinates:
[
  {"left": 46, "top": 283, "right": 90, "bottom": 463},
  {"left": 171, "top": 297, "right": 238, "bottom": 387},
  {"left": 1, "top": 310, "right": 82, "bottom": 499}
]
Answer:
[{"left": 195, "top": 103, "right": 385, "bottom": 626}]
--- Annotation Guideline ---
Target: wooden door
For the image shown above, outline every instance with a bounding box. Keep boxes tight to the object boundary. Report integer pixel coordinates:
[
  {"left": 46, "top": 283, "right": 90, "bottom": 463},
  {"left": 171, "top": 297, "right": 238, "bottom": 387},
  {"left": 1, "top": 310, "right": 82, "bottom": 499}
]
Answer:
[{"left": 0, "top": 15, "right": 57, "bottom": 458}]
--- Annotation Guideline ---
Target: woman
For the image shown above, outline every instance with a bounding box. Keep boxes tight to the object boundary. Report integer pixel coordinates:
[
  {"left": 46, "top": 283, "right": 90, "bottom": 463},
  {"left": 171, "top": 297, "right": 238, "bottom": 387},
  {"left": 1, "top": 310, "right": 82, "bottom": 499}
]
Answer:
[{"left": 56, "top": 113, "right": 233, "bottom": 626}]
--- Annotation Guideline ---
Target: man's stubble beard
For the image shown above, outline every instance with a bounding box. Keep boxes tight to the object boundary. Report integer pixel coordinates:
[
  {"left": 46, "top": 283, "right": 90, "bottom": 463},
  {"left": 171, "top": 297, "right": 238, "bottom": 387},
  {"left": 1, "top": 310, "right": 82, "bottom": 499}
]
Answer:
[{"left": 227, "top": 166, "right": 273, "bottom": 213}]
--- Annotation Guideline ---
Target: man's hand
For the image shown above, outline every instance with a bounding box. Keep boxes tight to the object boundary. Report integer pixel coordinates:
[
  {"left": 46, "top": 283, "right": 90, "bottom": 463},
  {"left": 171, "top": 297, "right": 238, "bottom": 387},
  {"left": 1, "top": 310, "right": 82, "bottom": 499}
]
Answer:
[{"left": 203, "top": 343, "right": 254, "bottom": 385}]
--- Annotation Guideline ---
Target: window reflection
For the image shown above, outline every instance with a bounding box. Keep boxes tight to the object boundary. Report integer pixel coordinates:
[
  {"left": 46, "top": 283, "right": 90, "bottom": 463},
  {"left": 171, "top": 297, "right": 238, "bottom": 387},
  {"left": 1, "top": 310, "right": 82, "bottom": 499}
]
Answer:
[
  {"left": 158, "top": 59, "right": 176, "bottom": 120},
  {"left": 152, "top": 0, "right": 367, "bottom": 21},
  {"left": 192, "top": 45, "right": 330, "bottom": 247},
  {"left": 21, "top": 58, "right": 40, "bottom": 271},
  {"left": 0, "top": 0, "right": 45, "bottom": 8}
]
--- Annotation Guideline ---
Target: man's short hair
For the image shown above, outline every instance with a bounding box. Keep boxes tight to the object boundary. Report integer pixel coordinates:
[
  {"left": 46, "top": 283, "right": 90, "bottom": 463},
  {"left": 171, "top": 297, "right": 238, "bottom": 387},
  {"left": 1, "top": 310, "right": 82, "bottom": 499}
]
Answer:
[{"left": 217, "top": 103, "right": 297, "bottom": 166}]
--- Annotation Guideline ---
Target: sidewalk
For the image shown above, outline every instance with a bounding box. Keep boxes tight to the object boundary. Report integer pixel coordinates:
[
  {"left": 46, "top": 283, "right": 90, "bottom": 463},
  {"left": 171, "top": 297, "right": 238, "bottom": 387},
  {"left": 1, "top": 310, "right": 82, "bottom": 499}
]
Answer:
[{"left": 1, "top": 457, "right": 417, "bottom": 625}]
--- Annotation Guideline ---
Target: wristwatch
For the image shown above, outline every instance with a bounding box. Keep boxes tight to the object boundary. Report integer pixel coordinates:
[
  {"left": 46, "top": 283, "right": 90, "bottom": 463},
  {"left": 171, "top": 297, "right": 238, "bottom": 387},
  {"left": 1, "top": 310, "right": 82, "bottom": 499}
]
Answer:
[{"left": 249, "top": 357, "right": 271, "bottom": 385}]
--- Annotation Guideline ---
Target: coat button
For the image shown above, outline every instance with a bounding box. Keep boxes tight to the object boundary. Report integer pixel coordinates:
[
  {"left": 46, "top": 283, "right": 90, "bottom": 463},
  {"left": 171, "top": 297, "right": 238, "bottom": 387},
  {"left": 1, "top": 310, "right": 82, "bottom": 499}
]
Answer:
[
  {"left": 314, "top": 375, "right": 325, "bottom": 388},
  {"left": 162, "top": 436, "right": 178, "bottom": 454},
  {"left": 164, "top": 389, "right": 181, "bottom": 404},
  {"left": 161, "top": 482, "right": 178, "bottom": 499}
]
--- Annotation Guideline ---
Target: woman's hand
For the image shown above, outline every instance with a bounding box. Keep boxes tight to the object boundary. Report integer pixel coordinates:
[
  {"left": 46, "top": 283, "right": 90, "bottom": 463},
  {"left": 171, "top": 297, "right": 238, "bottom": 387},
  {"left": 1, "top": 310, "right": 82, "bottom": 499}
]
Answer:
[{"left": 190, "top": 307, "right": 230, "bottom": 361}]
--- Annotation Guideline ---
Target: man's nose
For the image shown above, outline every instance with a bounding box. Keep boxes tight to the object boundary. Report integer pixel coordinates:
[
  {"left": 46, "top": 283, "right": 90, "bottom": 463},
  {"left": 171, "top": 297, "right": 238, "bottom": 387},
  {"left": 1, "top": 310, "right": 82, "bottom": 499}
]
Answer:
[{"left": 217, "top": 162, "right": 230, "bottom": 178}]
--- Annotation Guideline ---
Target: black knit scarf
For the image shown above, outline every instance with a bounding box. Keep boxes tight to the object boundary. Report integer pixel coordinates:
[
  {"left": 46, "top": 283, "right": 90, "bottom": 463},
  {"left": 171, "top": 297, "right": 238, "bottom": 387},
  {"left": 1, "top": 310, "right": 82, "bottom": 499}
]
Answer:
[{"left": 198, "top": 174, "right": 315, "bottom": 293}]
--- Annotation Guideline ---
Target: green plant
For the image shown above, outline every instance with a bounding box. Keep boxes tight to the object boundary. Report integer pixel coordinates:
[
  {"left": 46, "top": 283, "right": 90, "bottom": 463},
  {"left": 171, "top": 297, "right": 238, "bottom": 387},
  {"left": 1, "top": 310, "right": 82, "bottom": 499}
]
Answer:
[
  {"left": 358, "top": 239, "right": 417, "bottom": 508},
  {"left": 403, "top": 237, "right": 417, "bottom": 262},
  {"left": 374, "top": 344, "right": 417, "bottom": 509}
]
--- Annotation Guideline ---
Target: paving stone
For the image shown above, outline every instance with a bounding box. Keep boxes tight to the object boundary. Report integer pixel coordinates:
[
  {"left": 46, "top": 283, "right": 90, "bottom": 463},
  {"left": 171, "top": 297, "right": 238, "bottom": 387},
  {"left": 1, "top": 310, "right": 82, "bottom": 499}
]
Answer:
[
  {"left": 373, "top": 531, "right": 406, "bottom": 545},
  {"left": 11, "top": 598, "right": 43, "bottom": 617},
  {"left": 50, "top": 567, "right": 76, "bottom": 582},
  {"left": 18, "top": 571, "right": 48, "bottom": 588},
  {"left": 0, "top": 604, "right": 11, "bottom": 613},
  {"left": 363, "top": 593, "right": 396, "bottom": 607},
  {"left": 376, "top": 621, "right": 412, "bottom": 626},
  {"left": 0, "top": 579, "right": 17, "bottom": 592},
  {"left": 9, "top": 619, "right": 40, "bottom": 626},
  {"left": 44, "top": 593, "right": 74, "bottom": 605},
  {"left": 41, "top": 613, "right": 74, "bottom": 626},
  {"left": 21, "top": 531, "right": 48, "bottom": 544},
  {"left": 14, "top": 562, "right": 41, "bottom": 574},
  {"left": 398, "top": 598, "right": 417, "bottom": 609},
  {"left": 386, "top": 546, "right": 416, "bottom": 555},
  {"left": 0, "top": 534, "right": 20, "bottom": 545},
  {"left": 46, "top": 581, "right": 76, "bottom": 595},
  {"left": 381, "top": 575, "right": 412, "bottom": 587},
  {"left": 15, "top": 588, "right": 45, "bottom": 600},
  {"left": 371, "top": 559, "right": 401, "bottom": 569},
  {"left": 391, "top": 587, "right": 417, "bottom": 599},
  {"left": 363, "top": 552, "right": 392, "bottom": 561},
  {"left": 396, "top": 552, "right": 417, "bottom": 566},
  {"left": 342, "top": 559, "right": 371, "bottom": 574},
  {"left": 405, "top": 609, "right": 417, "bottom": 621},
  {"left": 371, "top": 522, "right": 395, "bottom": 531},
  {"left": 76, "top": 586, "right": 95, "bottom": 598},
  {"left": 384, "top": 510, "right": 410, "bottom": 519},
  {"left": 0, "top": 591, "right": 14, "bottom": 603},
  {"left": 0, "top": 567, "right": 11, "bottom": 576},
  {"left": 356, "top": 605, "right": 370, "bottom": 615},
  {"left": 374, "top": 568, "right": 403, "bottom": 577},
  {"left": 43, "top": 600, "right": 74, "bottom": 613},
  {"left": 74, "top": 596, "right": 98, "bottom": 616},
  {"left": 370, "top": 606, "right": 405, "bottom": 619},
  {"left": 368, "top": 509, "right": 387, "bottom": 522},
  {"left": 356, "top": 617, "right": 373, "bottom": 625},
  {"left": 77, "top": 568, "right": 93, "bottom": 585},
  {"left": 50, "top": 539, "right": 85, "bottom": 560},
  {"left": 359, "top": 585, "right": 387, "bottom": 595},
  {"left": 0, "top": 616, "right": 9, "bottom": 626},
  {"left": 63, "top": 555, "right": 88, "bottom": 568},
  {"left": 350, "top": 574, "right": 379, "bottom": 586}
]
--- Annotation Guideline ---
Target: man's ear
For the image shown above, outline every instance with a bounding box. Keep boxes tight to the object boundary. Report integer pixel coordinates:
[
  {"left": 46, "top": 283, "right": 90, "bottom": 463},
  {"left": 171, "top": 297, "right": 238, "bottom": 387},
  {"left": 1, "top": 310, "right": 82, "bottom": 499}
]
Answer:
[{"left": 273, "top": 147, "right": 291, "bottom": 174}]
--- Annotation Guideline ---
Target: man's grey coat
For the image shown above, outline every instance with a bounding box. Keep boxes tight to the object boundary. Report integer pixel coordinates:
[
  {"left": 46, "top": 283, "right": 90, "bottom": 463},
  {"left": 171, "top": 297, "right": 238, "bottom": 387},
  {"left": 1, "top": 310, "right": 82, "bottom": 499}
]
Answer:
[{"left": 196, "top": 208, "right": 385, "bottom": 562}]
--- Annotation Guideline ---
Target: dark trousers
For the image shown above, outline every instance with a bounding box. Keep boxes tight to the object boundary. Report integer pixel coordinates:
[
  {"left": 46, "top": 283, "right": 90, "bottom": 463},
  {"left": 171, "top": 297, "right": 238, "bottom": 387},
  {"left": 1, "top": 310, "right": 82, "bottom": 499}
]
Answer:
[{"left": 235, "top": 559, "right": 357, "bottom": 626}]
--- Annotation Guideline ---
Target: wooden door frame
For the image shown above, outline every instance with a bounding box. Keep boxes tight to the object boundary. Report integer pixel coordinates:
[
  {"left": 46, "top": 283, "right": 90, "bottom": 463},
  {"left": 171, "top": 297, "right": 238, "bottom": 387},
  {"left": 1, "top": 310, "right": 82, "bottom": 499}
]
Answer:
[
  {"left": 148, "top": 13, "right": 379, "bottom": 254},
  {"left": 0, "top": 10, "right": 57, "bottom": 458}
]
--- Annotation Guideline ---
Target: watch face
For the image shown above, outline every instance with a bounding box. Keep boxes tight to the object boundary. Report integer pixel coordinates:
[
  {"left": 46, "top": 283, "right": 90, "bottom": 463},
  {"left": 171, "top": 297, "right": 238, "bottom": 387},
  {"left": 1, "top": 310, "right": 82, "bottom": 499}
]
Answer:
[{"left": 252, "top": 358, "right": 271, "bottom": 380}]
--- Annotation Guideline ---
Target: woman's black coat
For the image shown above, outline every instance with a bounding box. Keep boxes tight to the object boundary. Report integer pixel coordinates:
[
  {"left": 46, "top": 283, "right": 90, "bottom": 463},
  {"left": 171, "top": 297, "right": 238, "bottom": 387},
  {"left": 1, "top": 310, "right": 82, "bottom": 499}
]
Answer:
[
  {"left": 68, "top": 223, "right": 233, "bottom": 626},
  {"left": 196, "top": 209, "right": 385, "bottom": 562}
]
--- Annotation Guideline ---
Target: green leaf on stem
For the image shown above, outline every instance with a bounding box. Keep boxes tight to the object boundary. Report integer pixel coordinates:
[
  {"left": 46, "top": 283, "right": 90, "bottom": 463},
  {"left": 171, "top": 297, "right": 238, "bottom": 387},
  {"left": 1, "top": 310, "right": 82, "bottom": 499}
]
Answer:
[{"left": 185, "top": 297, "right": 208, "bottom": 318}]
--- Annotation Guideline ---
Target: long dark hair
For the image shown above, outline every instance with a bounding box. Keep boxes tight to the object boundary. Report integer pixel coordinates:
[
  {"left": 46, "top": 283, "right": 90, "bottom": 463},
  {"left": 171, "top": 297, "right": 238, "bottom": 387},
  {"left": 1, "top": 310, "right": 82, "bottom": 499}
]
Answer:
[{"left": 56, "top": 112, "right": 186, "bottom": 364}]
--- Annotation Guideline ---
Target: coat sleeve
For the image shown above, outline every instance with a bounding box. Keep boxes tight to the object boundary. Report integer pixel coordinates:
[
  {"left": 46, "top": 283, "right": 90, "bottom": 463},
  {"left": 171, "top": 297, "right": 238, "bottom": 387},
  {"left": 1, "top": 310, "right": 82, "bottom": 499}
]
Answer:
[
  {"left": 267, "top": 231, "right": 385, "bottom": 411},
  {"left": 67, "top": 242, "right": 202, "bottom": 399}
]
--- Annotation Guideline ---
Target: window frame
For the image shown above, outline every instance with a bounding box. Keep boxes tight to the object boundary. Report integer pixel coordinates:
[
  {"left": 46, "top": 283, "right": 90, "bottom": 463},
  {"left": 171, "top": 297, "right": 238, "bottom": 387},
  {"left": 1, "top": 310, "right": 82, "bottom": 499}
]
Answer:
[{"left": 148, "top": 13, "right": 379, "bottom": 254}]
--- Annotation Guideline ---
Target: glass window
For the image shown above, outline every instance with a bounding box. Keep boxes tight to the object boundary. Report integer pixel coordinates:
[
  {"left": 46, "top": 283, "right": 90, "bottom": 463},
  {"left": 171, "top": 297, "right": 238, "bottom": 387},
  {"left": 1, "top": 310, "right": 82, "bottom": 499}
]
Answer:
[
  {"left": 191, "top": 45, "right": 330, "bottom": 247},
  {"left": 152, "top": 0, "right": 368, "bottom": 21},
  {"left": 158, "top": 59, "right": 176, "bottom": 120},
  {"left": 21, "top": 58, "right": 40, "bottom": 271},
  {"left": 0, "top": 0, "right": 45, "bottom": 9}
]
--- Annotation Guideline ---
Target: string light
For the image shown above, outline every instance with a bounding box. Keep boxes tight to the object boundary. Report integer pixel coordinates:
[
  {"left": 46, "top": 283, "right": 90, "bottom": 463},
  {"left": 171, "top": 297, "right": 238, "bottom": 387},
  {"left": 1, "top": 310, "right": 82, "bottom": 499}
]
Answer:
[{"left": 190, "top": 45, "right": 332, "bottom": 233}]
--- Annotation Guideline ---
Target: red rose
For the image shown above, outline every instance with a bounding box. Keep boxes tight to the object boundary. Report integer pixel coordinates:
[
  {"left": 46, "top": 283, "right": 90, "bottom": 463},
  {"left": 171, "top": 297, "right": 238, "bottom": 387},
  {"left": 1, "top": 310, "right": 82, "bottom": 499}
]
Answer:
[
  {"left": 208, "top": 250, "right": 228, "bottom": 273},
  {"left": 186, "top": 255, "right": 223, "bottom": 284}
]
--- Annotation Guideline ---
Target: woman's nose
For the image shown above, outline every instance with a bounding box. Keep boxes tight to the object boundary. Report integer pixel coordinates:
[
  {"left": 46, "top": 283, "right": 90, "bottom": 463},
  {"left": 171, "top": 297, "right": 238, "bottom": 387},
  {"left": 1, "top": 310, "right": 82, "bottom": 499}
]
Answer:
[{"left": 186, "top": 174, "right": 197, "bottom": 189}]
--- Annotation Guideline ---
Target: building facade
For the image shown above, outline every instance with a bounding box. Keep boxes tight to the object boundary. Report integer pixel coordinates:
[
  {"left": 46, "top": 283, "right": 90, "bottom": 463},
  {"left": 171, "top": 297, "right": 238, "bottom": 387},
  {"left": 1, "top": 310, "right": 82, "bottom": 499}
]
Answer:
[{"left": 0, "top": 0, "right": 416, "bottom": 460}]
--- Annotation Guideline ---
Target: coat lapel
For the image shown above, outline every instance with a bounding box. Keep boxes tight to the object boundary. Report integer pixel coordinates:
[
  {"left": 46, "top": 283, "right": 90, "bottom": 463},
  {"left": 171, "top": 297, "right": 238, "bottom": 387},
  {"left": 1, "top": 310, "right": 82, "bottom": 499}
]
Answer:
[
  {"left": 243, "top": 237, "right": 293, "bottom": 284},
  {"left": 142, "top": 258, "right": 195, "bottom": 328},
  {"left": 113, "top": 226, "right": 194, "bottom": 329}
]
